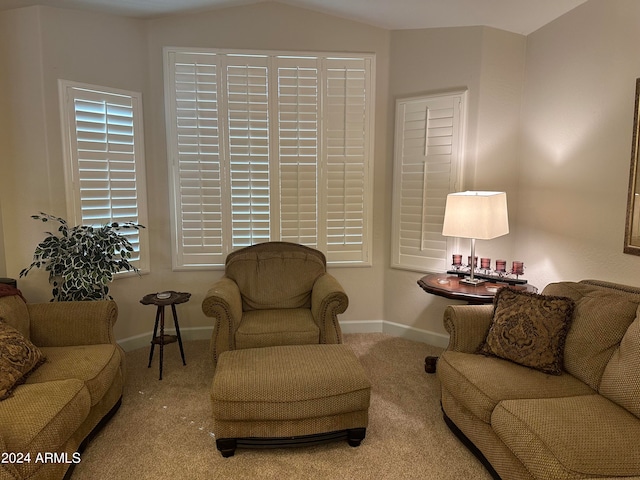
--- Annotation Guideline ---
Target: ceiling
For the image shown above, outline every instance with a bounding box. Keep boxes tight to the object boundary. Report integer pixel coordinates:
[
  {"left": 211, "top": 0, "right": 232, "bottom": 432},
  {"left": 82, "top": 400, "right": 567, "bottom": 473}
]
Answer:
[{"left": 0, "top": 0, "right": 588, "bottom": 35}]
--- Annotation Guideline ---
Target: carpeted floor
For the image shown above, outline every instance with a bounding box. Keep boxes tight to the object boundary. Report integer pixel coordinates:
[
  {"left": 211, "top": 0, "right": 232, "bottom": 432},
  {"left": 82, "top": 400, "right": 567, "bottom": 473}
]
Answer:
[{"left": 71, "top": 333, "right": 492, "bottom": 479}]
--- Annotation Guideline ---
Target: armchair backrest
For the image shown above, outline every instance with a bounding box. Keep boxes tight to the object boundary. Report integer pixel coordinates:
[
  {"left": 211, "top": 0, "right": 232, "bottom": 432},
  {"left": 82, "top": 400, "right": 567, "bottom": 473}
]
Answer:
[{"left": 225, "top": 242, "right": 326, "bottom": 311}]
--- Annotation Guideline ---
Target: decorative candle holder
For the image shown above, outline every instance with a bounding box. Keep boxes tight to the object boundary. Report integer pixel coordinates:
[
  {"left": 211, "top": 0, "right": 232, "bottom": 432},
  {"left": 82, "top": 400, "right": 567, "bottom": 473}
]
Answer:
[
  {"left": 446, "top": 255, "right": 528, "bottom": 285},
  {"left": 512, "top": 261, "right": 525, "bottom": 277}
]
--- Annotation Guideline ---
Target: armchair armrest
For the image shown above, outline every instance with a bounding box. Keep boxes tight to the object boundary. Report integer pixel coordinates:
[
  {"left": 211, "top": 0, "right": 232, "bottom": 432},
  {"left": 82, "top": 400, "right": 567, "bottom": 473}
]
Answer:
[
  {"left": 443, "top": 304, "right": 494, "bottom": 353},
  {"left": 27, "top": 300, "right": 118, "bottom": 347},
  {"left": 311, "top": 273, "right": 348, "bottom": 344},
  {"left": 202, "top": 277, "right": 243, "bottom": 365}
]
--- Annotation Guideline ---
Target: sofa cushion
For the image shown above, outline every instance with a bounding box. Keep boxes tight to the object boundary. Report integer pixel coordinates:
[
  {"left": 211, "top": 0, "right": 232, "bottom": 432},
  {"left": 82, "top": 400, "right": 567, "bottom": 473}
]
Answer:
[
  {"left": 543, "top": 281, "right": 640, "bottom": 389},
  {"left": 478, "top": 289, "right": 574, "bottom": 375},
  {"left": 492, "top": 395, "right": 640, "bottom": 479},
  {"left": 0, "top": 321, "right": 45, "bottom": 400},
  {"left": 26, "top": 344, "right": 122, "bottom": 406},
  {"left": 0, "top": 295, "right": 30, "bottom": 339},
  {"left": 438, "top": 350, "right": 595, "bottom": 424},
  {"left": 225, "top": 250, "right": 325, "bottom": 311},
  {"left": 235, "top": 309, "right": 320, "bottom": 349},
  {"left": 599, "top": 310, "right": 640, "bottom": 418},
  {"left": 0, "top": 379, "right": 91, "bottom": 478}
]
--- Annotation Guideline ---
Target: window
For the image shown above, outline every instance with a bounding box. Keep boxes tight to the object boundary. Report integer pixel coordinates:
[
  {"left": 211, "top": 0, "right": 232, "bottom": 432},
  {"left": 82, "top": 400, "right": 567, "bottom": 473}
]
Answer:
[
  {"left": 391, "top": 91, "right": 467, "bottom": 272},
  {"left": 59, "top": 80, "right": 150, "bottom": 273},
  {"left": 164, "top": 48, "right": 375, "bottom": 269}
]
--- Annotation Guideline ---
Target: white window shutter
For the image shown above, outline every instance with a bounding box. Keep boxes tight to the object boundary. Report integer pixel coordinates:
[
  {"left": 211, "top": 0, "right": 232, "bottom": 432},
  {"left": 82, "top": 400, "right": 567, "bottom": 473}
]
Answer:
[
  {"left": 165, "top": 48, "right": 375, "bottom": 269},
  {"left": 226, "top": 55, "right": 271, "bottom": 249},
  {"left": 165, "top": 51, "right": 224, "bottom": 267},
  {"left": 391, "top": 91, "right": 466, "bottom": 272},
  {"left": 59, "top": 80, "right": 149, "bottom": 272},
  {"left": 276, "top": 57, "right": 319, "bottom": 247},
  {"left": 321, "top": 57, "right": 373, "bottom": 264}
]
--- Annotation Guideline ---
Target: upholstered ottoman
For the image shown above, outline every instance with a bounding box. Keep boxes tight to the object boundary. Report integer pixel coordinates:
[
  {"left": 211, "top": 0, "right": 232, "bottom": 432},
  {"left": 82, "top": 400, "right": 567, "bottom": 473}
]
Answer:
[{"left": 211, "top": 343, "right": 371, "bottom": 457}]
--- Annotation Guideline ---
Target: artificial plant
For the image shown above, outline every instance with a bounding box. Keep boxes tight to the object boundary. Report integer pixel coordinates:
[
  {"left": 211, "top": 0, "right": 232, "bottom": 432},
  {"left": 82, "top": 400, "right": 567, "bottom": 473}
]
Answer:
[{"left": 20, "top": 212, "right": 145, "bottom": 301}]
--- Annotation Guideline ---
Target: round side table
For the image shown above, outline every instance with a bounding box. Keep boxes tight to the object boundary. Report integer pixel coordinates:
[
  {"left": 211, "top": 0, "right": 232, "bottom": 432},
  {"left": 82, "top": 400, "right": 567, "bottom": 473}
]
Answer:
[
  {"left": 140, "top": 291, "right": 191, "bottom": 380},
  {"left": 417, "top": 274, "right": 538, "bottom": 374}
]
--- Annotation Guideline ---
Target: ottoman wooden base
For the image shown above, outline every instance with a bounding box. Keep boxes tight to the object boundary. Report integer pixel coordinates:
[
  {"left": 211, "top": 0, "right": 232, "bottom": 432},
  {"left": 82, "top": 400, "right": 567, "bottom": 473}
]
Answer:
[{"left": 211, "top": 344, "right": 371, "bottom": 457}]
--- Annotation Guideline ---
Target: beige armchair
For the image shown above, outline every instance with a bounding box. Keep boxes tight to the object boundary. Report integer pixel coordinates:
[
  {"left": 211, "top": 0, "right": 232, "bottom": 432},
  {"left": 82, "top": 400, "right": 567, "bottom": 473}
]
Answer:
[{"left": 202, "top": 242, "right": 348, "bottom": 366}]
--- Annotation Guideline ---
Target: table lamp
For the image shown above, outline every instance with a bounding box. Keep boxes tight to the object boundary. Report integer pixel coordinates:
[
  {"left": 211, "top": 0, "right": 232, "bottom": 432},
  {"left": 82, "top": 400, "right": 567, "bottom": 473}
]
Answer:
[{"left": 442, "top": 191, "right": 509, "bottom": 285}]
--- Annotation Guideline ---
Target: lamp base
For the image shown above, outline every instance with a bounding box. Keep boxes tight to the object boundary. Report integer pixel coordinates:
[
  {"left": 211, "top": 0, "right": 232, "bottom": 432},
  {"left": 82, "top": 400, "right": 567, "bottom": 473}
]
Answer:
[{"left": 459, "top": 276, "right": 487, "bottom": 286}]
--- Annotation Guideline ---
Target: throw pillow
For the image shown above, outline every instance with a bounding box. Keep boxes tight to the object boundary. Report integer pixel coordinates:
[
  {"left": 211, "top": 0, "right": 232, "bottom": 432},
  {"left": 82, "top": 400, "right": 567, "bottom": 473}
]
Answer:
[
  {"left": 478, "top": 288, "right": 575, "bottom": 375},
  {"left": 0, "top": 321, "right": 45, "bottom": 400}
]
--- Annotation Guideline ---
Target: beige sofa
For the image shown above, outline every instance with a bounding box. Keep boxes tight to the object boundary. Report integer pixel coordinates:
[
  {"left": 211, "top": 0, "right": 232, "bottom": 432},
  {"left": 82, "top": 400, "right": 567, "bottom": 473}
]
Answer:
[
  {"left": 437, "top": 280, "right": 640, "bottom": 480},
  {"left": 0, "top": 293, "right": 124, "bottom": 480}
]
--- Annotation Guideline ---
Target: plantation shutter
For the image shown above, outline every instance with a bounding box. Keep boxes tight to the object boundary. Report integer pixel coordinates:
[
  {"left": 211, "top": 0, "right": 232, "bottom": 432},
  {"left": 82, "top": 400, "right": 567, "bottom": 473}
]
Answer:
[
  {"left": 391, "top": 91, "right": 466, "bottom": 272},
  {"left": 59, "top": 81, "right": 149, "bottom": 271},
  {"left": 276, "top": 57, "right": 319, "bottom": 247},
  {"left": 166, "top": 52, "right": 224, "bottom": 267},
  {"left": 165, "top": 48, "right": 374, "bottom": 268},
  {"left": 226, "top": 55, "right": 271, "bottom": 249},
  {"left": 322, "top": 57, "right": 373, "bottom": 264}
]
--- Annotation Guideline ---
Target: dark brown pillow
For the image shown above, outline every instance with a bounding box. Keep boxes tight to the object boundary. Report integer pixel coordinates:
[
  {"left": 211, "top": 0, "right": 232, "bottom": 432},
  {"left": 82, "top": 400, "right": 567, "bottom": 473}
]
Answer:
[
  {"left": 0, "top": 321, "right": 45, "bottom": 400},
  {"left": 478, "top": 288, "right": 575, "bottom": 375}
]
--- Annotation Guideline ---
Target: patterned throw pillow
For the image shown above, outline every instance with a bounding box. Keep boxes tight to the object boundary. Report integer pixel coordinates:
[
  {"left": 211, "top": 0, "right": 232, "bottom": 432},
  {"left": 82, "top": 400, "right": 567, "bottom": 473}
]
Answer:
[
  {"left": 478, "top": 288, "right": 575, "bottom": 375},
  {"left": 0, "top": 321, "right": 45, "bottom": 400}
]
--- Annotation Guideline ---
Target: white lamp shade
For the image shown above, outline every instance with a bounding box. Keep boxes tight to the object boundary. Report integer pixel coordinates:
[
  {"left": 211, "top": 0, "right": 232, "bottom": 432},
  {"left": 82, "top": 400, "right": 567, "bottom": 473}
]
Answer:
[{"left": 442, "top": 191, "right": 509, "bottom": 240}]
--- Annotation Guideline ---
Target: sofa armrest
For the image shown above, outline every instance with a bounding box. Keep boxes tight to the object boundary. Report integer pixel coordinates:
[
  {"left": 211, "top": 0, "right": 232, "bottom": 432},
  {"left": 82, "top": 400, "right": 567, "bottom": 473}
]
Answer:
[
  {"left": 202, "top": 277, "right": 243, "bottom": 365},
  {"left": 311, "top": 273, "right": 348, "bottom": 344},
  {"left": 27, "top": 300, "right": 118, "bottom": 347},
  {"left": 443, "top": 304, "right": 494, "bottom": 353}
]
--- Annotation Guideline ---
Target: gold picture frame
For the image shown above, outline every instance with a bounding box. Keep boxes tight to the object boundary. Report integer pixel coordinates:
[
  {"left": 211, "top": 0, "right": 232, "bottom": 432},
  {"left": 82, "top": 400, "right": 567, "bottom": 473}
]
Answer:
[{"left": 624, "top": 78, "right": 640, "bottom": 255}]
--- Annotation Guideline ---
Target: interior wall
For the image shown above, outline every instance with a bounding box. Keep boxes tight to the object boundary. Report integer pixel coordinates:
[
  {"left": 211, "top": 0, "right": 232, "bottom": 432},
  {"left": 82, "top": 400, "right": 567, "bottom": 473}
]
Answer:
[
  {"left": 0, "top": 6, "right": 151, "bottom": 339},
  {"left": 516, "top": 0, "right": 640, "bottom": 289},
  {"left": 384, "top": 27, "right": 525, "bottom": 341},
  {"left": 0, "top": 7, "right": 50, "bottom": 286},
  {"left": 7, "top": 0, "right": 633, "bottom": 345},
  {"left": 139, "top": 2, "right": 391, "bottom": 341},
  {"left": 0, "top": 2, "right": 391, "bottom": 342}
]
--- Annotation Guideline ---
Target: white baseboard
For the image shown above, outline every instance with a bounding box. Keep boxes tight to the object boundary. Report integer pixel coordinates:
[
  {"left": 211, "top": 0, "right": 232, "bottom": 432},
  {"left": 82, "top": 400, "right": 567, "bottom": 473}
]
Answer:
[
  {"left": 339, "top": 319, "right": 384, "bottom": 334},
  {"left": 117, "top": 327, "right": 213, "bottom": 352},
  {"left": 381, "top": 320, "right": 450, "bottom": 348},
  {"left": 117, "top": 321, "right": 450, "bottom": 352}
]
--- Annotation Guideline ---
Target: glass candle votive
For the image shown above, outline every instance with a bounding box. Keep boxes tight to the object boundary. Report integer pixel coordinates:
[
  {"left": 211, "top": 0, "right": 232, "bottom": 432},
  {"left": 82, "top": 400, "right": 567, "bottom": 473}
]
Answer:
[
  {"left": 480, "top": 257, "right": 491, "bottom": 269},
  {"left": 452, "top": 254, "right": 462, "bottom": 266},
  {"left": 512, "top": 261, "right": 524, "bottom": 275},
  {"left": 495, "top": 260, "right": 507, "bottom": 272}
]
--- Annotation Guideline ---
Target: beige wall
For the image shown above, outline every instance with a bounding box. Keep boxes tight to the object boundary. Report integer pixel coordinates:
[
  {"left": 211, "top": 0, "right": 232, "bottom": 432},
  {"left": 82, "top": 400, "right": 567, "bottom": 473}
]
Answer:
[
  {"left": 516, "top": 0, "right": 640, "bottom": 289},
  {"left": 0, "top": 6, "right": 153, "bottom": 341},
  {"left": 384, "top": 27, "right": 525, "bottom": 340},
  {"left": 2, "top": 0, "right": 638, "bottom": 346},
  {"left": 0, "top": 2, "right": 391, "bottom": 343}
]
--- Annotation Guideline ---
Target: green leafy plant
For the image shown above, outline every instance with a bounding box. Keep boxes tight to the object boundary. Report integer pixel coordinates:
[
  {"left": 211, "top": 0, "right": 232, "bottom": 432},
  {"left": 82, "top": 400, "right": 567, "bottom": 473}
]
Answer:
[{"left": 20, "top": 213, "right": 145, "bottom": 301}]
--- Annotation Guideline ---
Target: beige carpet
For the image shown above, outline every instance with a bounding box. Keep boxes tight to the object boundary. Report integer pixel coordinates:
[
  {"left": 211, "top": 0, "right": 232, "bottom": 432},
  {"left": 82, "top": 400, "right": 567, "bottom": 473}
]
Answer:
[{"left": 71, "top": 333, "right": 492, "bottom": 480}]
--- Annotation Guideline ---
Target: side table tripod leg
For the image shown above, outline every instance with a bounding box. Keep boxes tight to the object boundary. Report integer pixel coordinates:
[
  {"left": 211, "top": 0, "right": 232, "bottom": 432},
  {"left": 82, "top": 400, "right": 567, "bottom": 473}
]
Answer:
[
  {"left": 148, "top": 307, "right": 161, "bottom": 368},
  {"left": 159, "top": 306, "right": 165, "bottom": 380},
  {"left": 171, "top": 304, "right": 187, "bottom": 366}
]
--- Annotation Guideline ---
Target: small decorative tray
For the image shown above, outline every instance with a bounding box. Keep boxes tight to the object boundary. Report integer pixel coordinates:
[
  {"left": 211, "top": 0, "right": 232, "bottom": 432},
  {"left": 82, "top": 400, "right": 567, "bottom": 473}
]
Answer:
[{"left": 446, "top": 270, "right": 528, "bottom": 285}]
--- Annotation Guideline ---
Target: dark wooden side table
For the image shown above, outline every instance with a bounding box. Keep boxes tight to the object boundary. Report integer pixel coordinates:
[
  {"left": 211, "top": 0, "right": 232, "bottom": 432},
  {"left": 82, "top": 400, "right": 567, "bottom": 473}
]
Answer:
[
  {"left": 418, "top": 273, "right": 537, "bottom": 304},
  {"left": 417, "top": 273, "right": 538, "bottom": 373},
  {"left": 140, "top": 291, "right": 191, "bottom": 380}
]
